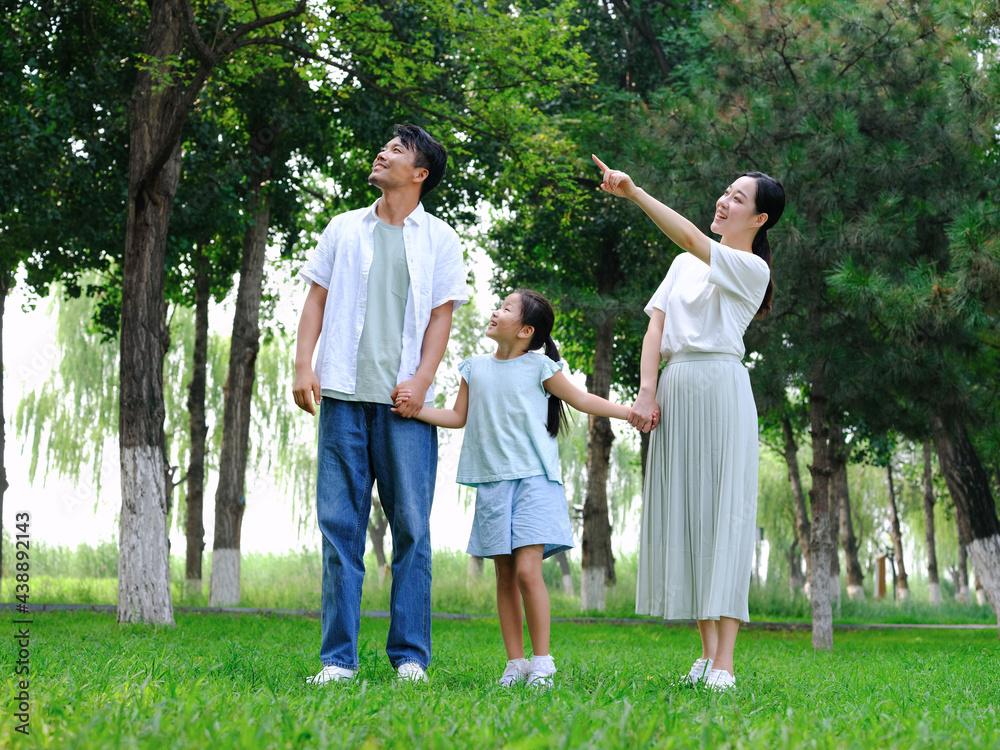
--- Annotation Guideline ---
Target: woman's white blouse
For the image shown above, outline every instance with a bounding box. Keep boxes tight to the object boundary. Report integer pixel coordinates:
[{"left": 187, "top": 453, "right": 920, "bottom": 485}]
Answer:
[{"left": 644, "top": 240, "right": 770, "bottom": 360}]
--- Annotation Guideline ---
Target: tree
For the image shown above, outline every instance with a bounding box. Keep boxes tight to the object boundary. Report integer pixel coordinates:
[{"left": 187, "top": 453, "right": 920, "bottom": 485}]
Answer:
[
  {"left": 923, "top": 441, "right": 942, "bottom": 604},
  {"left": 2, "top": 0, "right": 140, "bottom": 586},
  {"left": 105, "top": 0, "right": 592, "bottom": 624},
  {"left": 487, "top": 0, "right": 709, "bottom": 611},
  {"left": 884, "top": 453, "right": 910, "bottom": 599},
  {"left": 625, "top": 0, "right": 999, "bottom": 645}
]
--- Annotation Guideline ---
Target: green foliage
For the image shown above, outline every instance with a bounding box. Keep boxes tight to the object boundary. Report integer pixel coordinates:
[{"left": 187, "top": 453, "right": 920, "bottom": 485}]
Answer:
[
  {"left": 0, "top": 610, "right": 998, "bottom": 748},
  {"left": 486, "top": 0, "right": 711, "bottom": 392}
]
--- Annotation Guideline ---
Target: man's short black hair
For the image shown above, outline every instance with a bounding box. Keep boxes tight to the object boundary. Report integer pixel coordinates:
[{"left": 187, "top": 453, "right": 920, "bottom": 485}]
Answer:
[{"left": 394, "top": 123, "right": 447, "bottom": 198}]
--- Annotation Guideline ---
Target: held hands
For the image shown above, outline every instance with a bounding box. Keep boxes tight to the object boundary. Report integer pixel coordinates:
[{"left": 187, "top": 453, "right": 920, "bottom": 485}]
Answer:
[
  {"left": 292, "top": 366, "right": 322, "bottom": 416},
  {"left": 593, "top": 155, "right": 638, "bottom": 200},
  {"left": 390, "top": 380, "right": 426, "bottom": 418},
  {"left": 628, "top": 393, "right": 661, "bottom": 434}
]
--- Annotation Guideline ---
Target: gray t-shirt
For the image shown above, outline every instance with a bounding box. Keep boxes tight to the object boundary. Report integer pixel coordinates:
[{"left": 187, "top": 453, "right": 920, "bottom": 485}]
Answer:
[
  {"left": 324, "top": 220, "right": 409, "bottom": 404},
  {"left": 455, "top": 353, "right": 565, "bottom": 486}
]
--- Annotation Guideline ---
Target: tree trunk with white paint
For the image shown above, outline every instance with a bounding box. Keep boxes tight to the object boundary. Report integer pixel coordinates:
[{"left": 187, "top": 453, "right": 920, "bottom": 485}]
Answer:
[
  {"left": 930, "top": 413, "right": 1000, "bottom": 632},
  {"left": 117, "top": 0, "right": 190, "bottom": 625},
  {"left": 580, "top": 315, "right": 616, "bottom": 613},
  {"left": 885, "top": 460, "right": 909, "bottom": 599},
  {"left": 466, "top": 555, "right": 484, "bottom": 589},
  {"left": 954, "top": 542, "right": 970, "bottom": 603},
  {"left": 554, "top": 551, "right": 575, "bottom": 597},
  {"left": 370, "top": 494, "right": 390, "bottom": 585},
  {"left": 923, "top": 441, "right": 941, "bottom": 605},
  {"left": 209, "top": 155, "right": 273, "bottom": 606}
]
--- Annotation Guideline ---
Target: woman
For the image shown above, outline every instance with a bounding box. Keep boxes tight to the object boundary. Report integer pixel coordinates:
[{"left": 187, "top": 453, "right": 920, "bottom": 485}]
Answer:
[{"left": 593, "top": 155, "right": 785, "bottom": 691}]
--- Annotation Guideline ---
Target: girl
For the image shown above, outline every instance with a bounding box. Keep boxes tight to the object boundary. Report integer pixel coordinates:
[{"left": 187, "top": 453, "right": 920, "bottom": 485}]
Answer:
[
  {"left": 393, "top": 289, "right": 632, "bottom": 688},
  {"left": 593, "top": 154, "right": 785, "bottom": 691}
]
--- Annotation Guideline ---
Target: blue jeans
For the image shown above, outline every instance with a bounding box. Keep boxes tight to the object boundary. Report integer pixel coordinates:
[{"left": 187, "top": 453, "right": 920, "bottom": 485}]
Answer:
[{"left": 316, "top": 397, "right": 436, "bottom": 671}]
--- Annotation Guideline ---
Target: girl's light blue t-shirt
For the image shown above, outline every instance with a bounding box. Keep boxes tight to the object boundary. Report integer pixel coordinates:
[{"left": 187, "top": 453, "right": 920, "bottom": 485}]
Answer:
[{"left": 456, "top": 353, "right": 564, "bottom": 487}]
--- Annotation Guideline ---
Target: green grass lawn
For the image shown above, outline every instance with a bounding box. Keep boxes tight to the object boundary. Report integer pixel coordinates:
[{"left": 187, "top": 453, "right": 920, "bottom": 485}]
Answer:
[
  {"left": 2, "top": 546, "right": 996, "bottom": 626},
  {"left": 1, "top": 610, "right": 998, "bottom": 749}
]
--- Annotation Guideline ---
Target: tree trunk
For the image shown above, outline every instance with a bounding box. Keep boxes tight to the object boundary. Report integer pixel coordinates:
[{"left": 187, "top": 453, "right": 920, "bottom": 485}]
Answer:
[
  {"left": 955, "top": 541, "right": 970, "bottom": 604},
  {"left": 806, "top": 357, "right": 834, "bottom": 650},
  {"left": 923, "top": 441, "right": 941, "bottom": 605},
  {"left": 885, "top": 460, "right": 909, "bottom": 599},
  {"left": 0, "top": 275, "right": 9, "bottom": 592},
  {"left": 184, "top": 244, "right": 210, "bottom": 599},
  {"left": 782, "top": 416, "right": 812, "bottom": 592},
  {"left": 787, "top": 539, "right": 805, "bottom": 594},
  {"left": 370, "top": 493, "right": 390, "bottom": 585},
  {"left": 580, "top": 314, "right": 616, "bottom": 612},
  {"left": 555, "top": 550, "right": 574, "bottom": 597},
  {"left": 118, "top": 0, "right": 191, "bottom": 625},
  {"left": 209, "top": 156, "right": 273, "bottom": 606},
  {"left": 466, "top": 555, "right": 484, "bottom": 589},
  {"left": 831, "top": 420, "right": 864, "bottom": 600},
  {"left": 930, "top": 413, "right": 1000, "bottom": 628}
]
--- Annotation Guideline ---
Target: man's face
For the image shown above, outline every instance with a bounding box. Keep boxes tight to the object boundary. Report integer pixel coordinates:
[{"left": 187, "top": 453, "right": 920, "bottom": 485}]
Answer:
[{"left": 368, "top": 137, "right": 423, "bottom": 191}]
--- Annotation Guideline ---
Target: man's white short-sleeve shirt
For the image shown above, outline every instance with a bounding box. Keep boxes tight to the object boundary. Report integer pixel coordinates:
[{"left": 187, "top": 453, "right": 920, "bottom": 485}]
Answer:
[{"left": 299, "top": 199, "right": 468, "bottom": 399}]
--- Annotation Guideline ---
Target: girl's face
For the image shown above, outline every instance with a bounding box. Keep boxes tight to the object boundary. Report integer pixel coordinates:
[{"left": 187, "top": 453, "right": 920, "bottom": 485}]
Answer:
[
  {"left": 710, "top": 175, "right": 765, "bottom": 236},
  {"left": 486, "top": 293, "right": 529, "bottom": 343}
]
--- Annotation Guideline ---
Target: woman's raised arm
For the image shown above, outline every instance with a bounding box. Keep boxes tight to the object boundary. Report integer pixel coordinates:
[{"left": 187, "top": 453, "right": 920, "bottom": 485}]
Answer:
[{"left": 592, "top": 154, "right": 712, "bottom": 266}]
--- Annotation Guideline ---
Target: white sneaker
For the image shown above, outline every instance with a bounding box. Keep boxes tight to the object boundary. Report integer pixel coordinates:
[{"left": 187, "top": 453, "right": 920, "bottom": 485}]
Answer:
[
  {"left": 499, "top": 658, "right": 529, "bottom": 687},
  {"left": 305, "top": 665, "right": 355, "bottom": 685},
  {"left": 681, "top": 657, "right": 713, "bottom": 686},
  {"left": 704, "top": 668, "right": 736, "bottom": 691},
  {"left": 526, "top": 654, "right": 556, "bottom": 689},
  {"left": 396, "top": 662, "right": 428, "bottom": 682}
]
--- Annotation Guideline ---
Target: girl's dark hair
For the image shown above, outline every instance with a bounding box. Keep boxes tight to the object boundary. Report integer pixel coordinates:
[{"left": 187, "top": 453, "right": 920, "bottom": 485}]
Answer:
[
  {"left": 515, "top": 289, "right": 567, "bottom": 438},
  {"left": 741, "top": 171, "right": 785, "bottom": 318}
]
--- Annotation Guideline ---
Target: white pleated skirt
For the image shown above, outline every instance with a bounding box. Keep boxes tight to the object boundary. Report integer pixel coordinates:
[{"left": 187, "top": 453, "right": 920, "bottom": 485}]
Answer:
[{"left": 635, "top": 352, "right": 759, "bottom": 623}]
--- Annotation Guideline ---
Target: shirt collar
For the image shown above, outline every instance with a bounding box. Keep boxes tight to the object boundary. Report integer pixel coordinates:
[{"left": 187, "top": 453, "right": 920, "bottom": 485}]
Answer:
[{"left": 364, "top": 198, "right": 426, "bottom": 227}]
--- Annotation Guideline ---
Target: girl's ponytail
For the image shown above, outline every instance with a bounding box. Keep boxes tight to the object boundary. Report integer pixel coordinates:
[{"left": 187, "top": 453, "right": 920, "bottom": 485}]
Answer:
[
  {"left": 542, "top": 334, "right": 567, "bottom": 438},
  {"left": 515, "top": 289, "right": 567, "bottom": 437}
]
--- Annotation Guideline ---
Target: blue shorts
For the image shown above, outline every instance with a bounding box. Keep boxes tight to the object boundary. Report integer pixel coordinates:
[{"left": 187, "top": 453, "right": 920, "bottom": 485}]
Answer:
[{"left": 466, "top": 475, "right": 574, "bottom": 560}]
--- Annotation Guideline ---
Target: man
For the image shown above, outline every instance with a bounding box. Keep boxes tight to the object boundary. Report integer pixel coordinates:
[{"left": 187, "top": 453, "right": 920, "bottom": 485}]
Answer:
[{"left": 292, "top": 124, "right": 467, "bottom": 683}]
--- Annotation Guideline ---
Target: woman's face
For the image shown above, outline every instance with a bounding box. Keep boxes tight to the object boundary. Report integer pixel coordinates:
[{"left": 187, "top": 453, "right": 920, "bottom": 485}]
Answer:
[{"left": 710, "top": 175, "right": 764, "bottom": 236}]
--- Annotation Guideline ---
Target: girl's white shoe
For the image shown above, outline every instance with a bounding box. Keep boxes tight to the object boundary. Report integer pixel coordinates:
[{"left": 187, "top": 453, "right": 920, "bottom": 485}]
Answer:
[
  {"left": 704, "top": 668, "right": 736, "bottom": 691},
  {"left": 499, "top": 658, "right": 530, "bottom": 687},
  {"left": 526, "top": 654, "right": 556, "bottom": 689}
]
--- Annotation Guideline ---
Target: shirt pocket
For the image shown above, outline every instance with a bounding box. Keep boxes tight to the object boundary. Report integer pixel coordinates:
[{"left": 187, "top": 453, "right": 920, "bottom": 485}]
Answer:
[{"left": 392, "top": 258, "right": 409, "bottom": 300}]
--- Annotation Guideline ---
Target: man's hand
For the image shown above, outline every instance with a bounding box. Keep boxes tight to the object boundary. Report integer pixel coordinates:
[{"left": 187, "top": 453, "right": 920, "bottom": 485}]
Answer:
[
  {"left": 292, "top": 366, "right": 322, "bottom": 415},
  {"left": 391, "top": 388, "right": 419, "bottom": 417},
  {"left": 593, "top": 155, "right": 639, "bottom": 200},
  {"left": 391, "top": 378, "right": 429, "bottom": 418},
  {"left": 628, "top": 393, "right": 661, "bottom": 433}
]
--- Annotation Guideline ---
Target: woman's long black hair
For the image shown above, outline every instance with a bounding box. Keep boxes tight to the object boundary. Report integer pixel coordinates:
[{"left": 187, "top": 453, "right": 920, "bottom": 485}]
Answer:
[
  {"left": 515, "top": 289, "right": 567, "bottom": 437},
  {"left": 741, "top": 171, "right": 785, "bottom": 318}
]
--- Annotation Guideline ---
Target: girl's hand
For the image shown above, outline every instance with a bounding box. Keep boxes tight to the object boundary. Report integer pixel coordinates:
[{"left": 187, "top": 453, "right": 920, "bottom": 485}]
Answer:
[
  {"left": 391, "top": 389, "right": 417, "bottom": 416},
  {"left": 629, "top": 393, "right": 660, "bottom": 433},
  {"left": 593, "top": 155, "right": 638, "bottom": 200}
]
